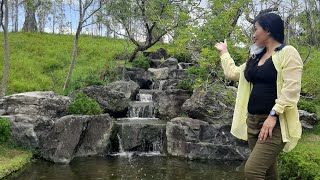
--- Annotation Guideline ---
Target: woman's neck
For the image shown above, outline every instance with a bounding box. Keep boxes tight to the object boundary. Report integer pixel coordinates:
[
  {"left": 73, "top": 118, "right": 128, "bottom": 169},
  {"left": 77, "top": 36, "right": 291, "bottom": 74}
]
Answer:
[{"left": 265, "top": 40, "right": 282, "bottom": 53}]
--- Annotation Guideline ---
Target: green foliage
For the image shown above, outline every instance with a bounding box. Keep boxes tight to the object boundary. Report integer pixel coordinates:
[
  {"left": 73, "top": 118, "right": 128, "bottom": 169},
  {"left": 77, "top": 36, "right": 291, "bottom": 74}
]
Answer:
[
  {"left": 176, "top": 79, "right": 194, "bottom": 93},
  {"left": 132, "top": 54, "right": 150, "bottom": 70},
  {"left": 279, "top": 151, "right": 320, "bottom": 179},
  {"left": 279, "top": 134, "right": 320, "bottom": 180},
  {"left": 298, "top": 98, "right": 317, "bottom": 113},
  {"left": 301, "top": 47, "right": 320, "bottom": 103},
  {"left": 172, "top": 51, "right": 192, "bottom": 63},
  {"left": 113, "top": 50, "right": 130, "bottom": 61},
  {"left": 0, "top": 118, "right": 10, "bottom": 144},
  {"left": 68, "top": 93, "right": 103, "bottom": 115},
  {"left": 0, "top": 144, "right": 32, "bottom": 179}
]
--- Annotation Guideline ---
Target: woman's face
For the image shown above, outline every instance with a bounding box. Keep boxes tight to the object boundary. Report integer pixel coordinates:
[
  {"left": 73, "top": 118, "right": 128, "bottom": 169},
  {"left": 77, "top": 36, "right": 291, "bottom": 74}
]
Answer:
[{"left": 253, "top": 22, "right": 269, "bottom": 47}]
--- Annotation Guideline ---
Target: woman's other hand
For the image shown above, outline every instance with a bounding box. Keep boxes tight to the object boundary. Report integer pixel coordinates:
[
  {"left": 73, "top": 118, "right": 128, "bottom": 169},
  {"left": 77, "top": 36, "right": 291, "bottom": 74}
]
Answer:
[
  {"left": 259, "top": 116, "right": 277, "bottom": 140},
  {"left": 214, "top": 39, "right": 228, "bottom": 56}
]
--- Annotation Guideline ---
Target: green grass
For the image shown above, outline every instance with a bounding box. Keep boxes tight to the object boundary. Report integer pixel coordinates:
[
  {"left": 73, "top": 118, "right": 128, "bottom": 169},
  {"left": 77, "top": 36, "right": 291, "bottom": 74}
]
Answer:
[
  {"left": 279, "top": 124, "right": 320, "bottom": 179},
  {"left": 0, "top": 32, "right": 179, "bottom": 95},
  {"left": 0, "top": 32, "right": 137, "bottom": 95},
  {"left": 0, "top": 143, "right": 32, "bottom": 179}
]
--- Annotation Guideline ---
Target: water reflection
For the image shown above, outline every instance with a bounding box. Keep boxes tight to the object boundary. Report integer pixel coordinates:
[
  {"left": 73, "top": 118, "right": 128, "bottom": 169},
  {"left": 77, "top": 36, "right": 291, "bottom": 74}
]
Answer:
[{"left": 7, "top": 155, "right": 245, "bottom": 180}]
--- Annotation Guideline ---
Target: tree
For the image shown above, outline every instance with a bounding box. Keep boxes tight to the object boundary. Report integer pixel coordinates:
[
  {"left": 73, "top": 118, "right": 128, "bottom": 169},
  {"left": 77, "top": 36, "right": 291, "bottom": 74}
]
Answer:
[
  {"left": 1, "top": 0, "right": 10, "bottom": 97},
  {"left": 63, "top": 0, "right": 107, "bottom": 91},
  {"left": 9, "top": 0, "right": 20, "bottom": 32},
  {"left": 107, "top": 0, "right": 203, "bottom": 62},
  {"left": 22, "top": 0, "right": 40, "bottom": 32},
  {"left": 37, "top": 0, "right": 52, "bottom": 32}
]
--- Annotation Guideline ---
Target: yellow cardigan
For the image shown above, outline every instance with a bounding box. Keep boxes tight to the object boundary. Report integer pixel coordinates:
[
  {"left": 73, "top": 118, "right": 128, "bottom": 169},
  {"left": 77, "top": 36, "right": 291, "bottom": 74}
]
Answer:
[{"left": 220, "top": 45, "right": 303, "bottom": 152}]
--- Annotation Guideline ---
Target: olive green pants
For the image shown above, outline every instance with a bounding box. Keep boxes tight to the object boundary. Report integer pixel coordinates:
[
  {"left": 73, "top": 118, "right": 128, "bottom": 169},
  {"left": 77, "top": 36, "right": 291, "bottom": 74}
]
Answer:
[{"left": 244, "top": 114, "right": 286, "bottom": 180}]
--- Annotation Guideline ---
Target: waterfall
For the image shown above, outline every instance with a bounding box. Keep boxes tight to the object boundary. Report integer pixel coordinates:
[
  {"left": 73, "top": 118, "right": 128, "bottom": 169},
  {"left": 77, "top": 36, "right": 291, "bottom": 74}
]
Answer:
[{"left": 125, "top": 91, "right": 157, "bottom": 119}]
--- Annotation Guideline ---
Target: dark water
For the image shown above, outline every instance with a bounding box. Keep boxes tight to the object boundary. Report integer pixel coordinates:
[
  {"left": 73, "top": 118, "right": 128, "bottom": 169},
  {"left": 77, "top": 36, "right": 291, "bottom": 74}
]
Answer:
[{"left": 7, "top": 154, "right": 245, "bottom": 180}]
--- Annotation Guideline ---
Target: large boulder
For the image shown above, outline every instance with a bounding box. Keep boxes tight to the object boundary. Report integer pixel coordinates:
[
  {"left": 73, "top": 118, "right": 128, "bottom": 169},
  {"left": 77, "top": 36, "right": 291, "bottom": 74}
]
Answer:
[
  {"left": 122, "top": 67, "right": 153, "bottom": 89},
  {"left": 105, "top": 80, "right": 139, "bottom": 100},
  {"left": 83, "top": 85, "right": 132, "bottom": 117},
  {"left": 0, "top": 91, "right": 70, "bottom": 148},
  {"left": 299, "top": 110, "right": 318, "bottom": 129},
  {"left": 143, "top": 48, "right": 168, "bottom": 60},
  {"left": 166, "top": 117, "right": 249, "bottom": 160},
  {"left": 158, "top": 58, "right": 179, "bottom": 71},
  {"left": 2, "top": 114, "right": 53, "bottom": 148},
  {"left": 148, "top": 67, "right": 169, "bottom": 80},
  {"left": 109, "top": 119, "right": 166, "bottom": 153},
  {"left": 182, "top": 87, "right": 235, "bottom": 125},
  {"left": 153, "top": 79, "right": 179, "bottom": 90},
  {"left": 0, "top": 91, "right": 70, "bottom": 118},
  {"left": 41, "top": 114, "right": 114, "bottom": 164},
  {"left": 152, "top": 89, "right": 191, "bottom": 120}
]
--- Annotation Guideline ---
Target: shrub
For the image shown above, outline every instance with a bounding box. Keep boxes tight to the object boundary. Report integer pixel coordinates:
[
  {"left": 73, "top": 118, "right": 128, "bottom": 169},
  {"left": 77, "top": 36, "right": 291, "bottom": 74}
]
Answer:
[
  {"left": 132, "top": 55, "right": 150, "bottom": 70},
  {"left": 279, "top": 151, "right": 320, "bottom": 179},
  {"left": 0, "top": 117, "right": 11, "bottom": 144},
  {"left": 172, "top": 51, "right": 192, "bottom": 63},
  {"left": 298, "top": 98, "right": 317, "bottom": 113},
  {"left": 68, "top": 93, "right": 103, "bottom": 115},
  {"left": 176, "top": 79, "right": 194, "bottom": 93}
]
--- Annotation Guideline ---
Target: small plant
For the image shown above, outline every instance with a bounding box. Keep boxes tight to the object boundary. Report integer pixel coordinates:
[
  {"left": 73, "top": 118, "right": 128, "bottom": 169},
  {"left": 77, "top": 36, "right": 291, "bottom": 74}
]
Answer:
[
  {"left": 298, "top": 98, "right": 317, "bottom": 113},
  {"left": 173, "top": 51, "right": 192, "bottom": 63},
  {"left": 68, "top": 93, "right": 103, "bottom": 115},
  {"left": 176, "top": 79, "right": 194, "bottom": 93},
  {"left": 0, "top": 117, "right": 11, "bottom": 144},
  {"left": 132, "top": 54, "right": 150, "bottom": 70}
]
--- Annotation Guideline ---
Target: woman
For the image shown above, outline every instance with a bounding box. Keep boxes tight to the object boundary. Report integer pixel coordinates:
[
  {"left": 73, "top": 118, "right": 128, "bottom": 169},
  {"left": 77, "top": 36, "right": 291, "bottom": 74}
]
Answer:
[{"left": 214, "top": 13, "right": 303, "bottom": 179}]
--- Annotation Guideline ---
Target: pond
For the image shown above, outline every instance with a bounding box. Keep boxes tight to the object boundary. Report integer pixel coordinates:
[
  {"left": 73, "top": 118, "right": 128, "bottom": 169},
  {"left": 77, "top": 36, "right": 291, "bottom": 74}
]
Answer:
[{"left": 7, "top": 153, "right": 245, "bottom": 180}]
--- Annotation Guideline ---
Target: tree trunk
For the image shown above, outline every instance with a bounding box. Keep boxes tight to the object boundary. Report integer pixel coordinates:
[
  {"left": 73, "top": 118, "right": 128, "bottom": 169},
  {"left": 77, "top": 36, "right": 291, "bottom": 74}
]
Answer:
[
  {"left": 1, "top": 0, "right": 9, "bottom": 97},
  {"left": 22, "top": 0, "right": 38, "bottom": 32},
  {"left": 14, "top": 0, "right": 18, "bottom": 32},
  {"left": 63, "top": 0, "right": 83, "bottom": 91},
  {"left": 129, "top": 47, "right": 141, "bottom": 62},
  {"left": 63, "top": 26, "right": 81, "bottom": 91}
]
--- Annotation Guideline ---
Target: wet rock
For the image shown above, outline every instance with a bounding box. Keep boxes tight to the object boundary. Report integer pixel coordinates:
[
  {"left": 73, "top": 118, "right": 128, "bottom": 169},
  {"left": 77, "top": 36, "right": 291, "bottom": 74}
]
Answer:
[
  {"left": 166, "top": 117, "right": 249, "bottom": 160},
  {"left": 299, "top": 110, "right": 318, "bottom": 129},
  {"left": 41, "top": 114, "right": 114, "bottom": 164}
]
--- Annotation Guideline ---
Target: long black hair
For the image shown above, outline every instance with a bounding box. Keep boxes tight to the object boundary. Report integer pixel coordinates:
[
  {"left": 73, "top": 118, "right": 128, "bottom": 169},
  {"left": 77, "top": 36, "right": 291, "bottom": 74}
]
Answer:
[{"left": 244, "top": 13, "right": 284, "bottom": 82}]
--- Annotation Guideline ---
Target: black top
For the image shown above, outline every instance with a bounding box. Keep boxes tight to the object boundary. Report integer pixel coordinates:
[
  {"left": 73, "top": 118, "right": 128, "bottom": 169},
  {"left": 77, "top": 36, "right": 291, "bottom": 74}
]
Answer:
[{"left": 247, "top": 57, "right": 278, "bottom": 114}]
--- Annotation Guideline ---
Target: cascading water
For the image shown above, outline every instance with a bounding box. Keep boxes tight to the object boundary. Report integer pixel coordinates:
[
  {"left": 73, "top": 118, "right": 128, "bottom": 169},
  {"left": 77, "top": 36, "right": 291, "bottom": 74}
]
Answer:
[
  {"left": 114, "top": 90, "right": 164, "bottom": 157},
  {"left": 119, "top": 90, "right": 159, "bottom": 120}
]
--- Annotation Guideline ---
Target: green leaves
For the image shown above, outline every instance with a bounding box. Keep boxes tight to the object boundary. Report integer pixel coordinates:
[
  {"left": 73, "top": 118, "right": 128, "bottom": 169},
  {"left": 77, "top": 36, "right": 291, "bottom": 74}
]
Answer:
[
  {"left": 68, "top": 93, "right": 103, "bottom": 115},
  {"left": 0, "top": 117, "right": 11, "bottom": 144}
]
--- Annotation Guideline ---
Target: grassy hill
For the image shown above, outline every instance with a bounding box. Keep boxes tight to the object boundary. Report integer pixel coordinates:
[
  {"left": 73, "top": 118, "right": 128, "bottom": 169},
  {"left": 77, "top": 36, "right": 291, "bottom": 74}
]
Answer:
[{"left": 0, "top": 32, "right": 138, "bottom": 95}]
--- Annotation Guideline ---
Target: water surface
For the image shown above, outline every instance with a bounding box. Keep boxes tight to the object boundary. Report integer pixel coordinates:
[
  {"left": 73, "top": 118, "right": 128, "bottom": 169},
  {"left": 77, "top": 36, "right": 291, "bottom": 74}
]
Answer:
[{"left": 7, "top": 155, "right": 245, "bottom": 180}]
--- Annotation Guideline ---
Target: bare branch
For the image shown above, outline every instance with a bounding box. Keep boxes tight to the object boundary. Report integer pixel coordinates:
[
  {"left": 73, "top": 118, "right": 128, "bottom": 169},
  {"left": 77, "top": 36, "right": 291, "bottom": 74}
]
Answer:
[{"left": 246, "top": 6, "right": 279, "bottom": 24}]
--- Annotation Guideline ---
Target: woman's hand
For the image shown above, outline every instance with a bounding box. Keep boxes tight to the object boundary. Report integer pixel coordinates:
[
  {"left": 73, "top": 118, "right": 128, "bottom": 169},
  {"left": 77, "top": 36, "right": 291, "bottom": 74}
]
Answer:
[
  {"left": 259, "top": 116, "right": 277, "bottom": 140},
  {"left": 214, "top": 39, "right": 228, "bottom": 55}
]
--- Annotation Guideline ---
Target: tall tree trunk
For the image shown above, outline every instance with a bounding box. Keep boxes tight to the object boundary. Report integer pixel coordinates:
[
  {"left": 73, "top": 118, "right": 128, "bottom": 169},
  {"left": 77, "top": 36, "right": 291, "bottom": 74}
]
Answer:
[
  {"left": 63, "top": 0, "right": 83, "bottom": 91},
  {"left": 63, "top": 25, "right": 82, "bottom": 91},
  {"left": 22, "top": 0, "right": 38, "bottom": 32},
  {"left": 14, "top": 0, "right": 18, "bottom": 32},
  {"left": 1, "top": 0, "right": 9, "bottom": 97}
]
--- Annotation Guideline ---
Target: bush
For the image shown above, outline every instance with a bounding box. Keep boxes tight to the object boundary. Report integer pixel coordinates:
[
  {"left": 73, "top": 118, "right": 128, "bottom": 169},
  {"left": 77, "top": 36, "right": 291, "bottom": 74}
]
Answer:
[
  {"left": 68, "top": 93, "right": 103, "bottom": 115},
  {"left": 0, "top": 117, "right": 10, "bottom": 144},
  {"left": 172, "top": 51, "right": 192, "bottom": 63},
  {"left": 279, "top": 151, "right": 320, "bottom": 179},
  {"left": 298, "top": 98, "right": 317, "bottom": 113},
  {"left": 176, "top": 79, "right": 194, "bottom": 93},
  {"left": 132, "top": 55, "right": 150, "bottom": 70}
]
